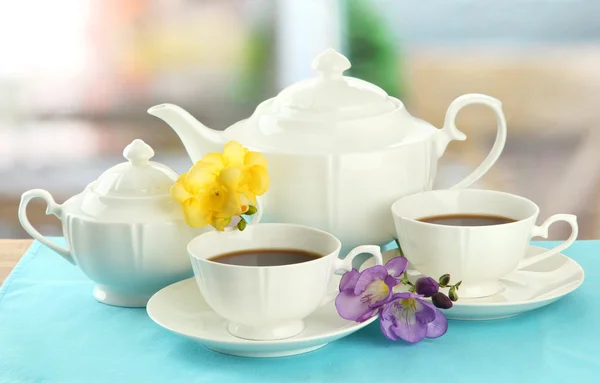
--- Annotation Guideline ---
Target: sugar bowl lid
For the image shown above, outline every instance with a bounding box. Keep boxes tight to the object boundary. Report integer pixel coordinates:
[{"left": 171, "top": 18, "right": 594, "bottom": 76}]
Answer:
[{"left": 91, "top": 139, "right": 178, "bottom": 198}]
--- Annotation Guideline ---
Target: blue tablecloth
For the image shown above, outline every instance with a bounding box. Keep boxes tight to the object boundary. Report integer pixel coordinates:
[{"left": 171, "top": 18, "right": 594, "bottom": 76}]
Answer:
[{"left": 0, "top": 238, "right": 597, "bottom": 383}]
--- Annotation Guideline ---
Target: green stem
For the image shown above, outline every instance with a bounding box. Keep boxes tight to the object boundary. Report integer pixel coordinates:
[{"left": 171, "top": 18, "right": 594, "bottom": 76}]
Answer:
[
  {"left": 400, "top": 273, "right": 413, "bottom": 287},
  {"left": 394, "top": 238, "right": 405, "bottom": 257}
]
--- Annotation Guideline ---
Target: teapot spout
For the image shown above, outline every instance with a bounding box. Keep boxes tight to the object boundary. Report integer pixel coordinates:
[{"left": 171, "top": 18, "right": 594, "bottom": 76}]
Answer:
[{"left": 147, "top": 103, "right": 224, "bottom": 162}]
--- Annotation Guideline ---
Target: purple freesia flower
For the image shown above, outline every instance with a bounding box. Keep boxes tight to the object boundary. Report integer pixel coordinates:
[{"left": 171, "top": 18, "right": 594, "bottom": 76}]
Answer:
[
  {"left": 431, "top": 292, "right": 453, "bottom": 309},
  {"left": 380, "top": 292, "right": 448, "bottom": 343},
  {"left": 335, "top": 257, "right": 408, "bottom": 322},
  {"left": 415, "top": 277, "right": 439, "bottom": 297}
]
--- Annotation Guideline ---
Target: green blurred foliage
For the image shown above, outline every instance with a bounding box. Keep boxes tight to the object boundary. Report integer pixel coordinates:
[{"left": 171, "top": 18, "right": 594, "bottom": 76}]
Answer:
[
  {"left": 237, "top": 0, "right": 404, "bottom": 105},
  {"left": 236, "top": 20, "right": 275, "bottom": 106},
  {"left": 345, "top": 0, "right": 404, "bottom": 99}
]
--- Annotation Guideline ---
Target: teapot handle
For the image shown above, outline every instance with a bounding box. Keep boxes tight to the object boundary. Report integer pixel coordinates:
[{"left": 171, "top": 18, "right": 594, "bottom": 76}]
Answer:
[
  {"left": 434, "top": 94, "right": 507, "bottom": 189},
  {"left": 18, "top": 189, "right": 75, "bottom": 265}
]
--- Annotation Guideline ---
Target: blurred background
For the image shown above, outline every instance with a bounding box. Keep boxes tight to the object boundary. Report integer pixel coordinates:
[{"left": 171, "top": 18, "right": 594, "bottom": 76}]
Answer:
[{"left": 2, "top": 0, "right": 599, "bottom": 240}]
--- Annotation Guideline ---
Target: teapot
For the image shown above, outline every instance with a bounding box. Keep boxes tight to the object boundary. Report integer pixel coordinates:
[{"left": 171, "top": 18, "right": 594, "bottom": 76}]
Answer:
[
  {"left": 148, "top": 49, "right": 507, "bottom": 250},
  {"left": 18, "top": 139, "right": 209, "bottom": 307}
]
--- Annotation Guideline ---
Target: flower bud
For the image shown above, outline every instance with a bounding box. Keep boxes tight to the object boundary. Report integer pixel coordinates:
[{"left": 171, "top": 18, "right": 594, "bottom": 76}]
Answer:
[
  {"left": 415, "top": 277, "right": 439, "bottom": 297},
  {"left": 431, "top": 292, "right": 453, "bottom": 309},
  {"left": 237, "top": 218, "right": 247, "bottom": 231},
  {"left": 245, "top": 205, "right": 258, "bottom": 215},
  {"left": 449, "top": 286, "right": 459, "bottom": 302},
  {"left": 438, "top": 274, "right": 451, "bottom": 287}
]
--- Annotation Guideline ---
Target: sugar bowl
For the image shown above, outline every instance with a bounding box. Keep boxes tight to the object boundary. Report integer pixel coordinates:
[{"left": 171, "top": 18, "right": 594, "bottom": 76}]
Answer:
[{"left": 18, "top": 139, "right": 208, "bottom": 307}]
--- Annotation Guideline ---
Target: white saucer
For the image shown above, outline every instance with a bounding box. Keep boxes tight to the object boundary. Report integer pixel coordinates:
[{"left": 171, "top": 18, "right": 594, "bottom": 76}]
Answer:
[
  {"left": 361, "top": 245, "right": 584, "bottom": 320},
  {"left": 146, "top": 278, "right": 377, "bottom": 358}
]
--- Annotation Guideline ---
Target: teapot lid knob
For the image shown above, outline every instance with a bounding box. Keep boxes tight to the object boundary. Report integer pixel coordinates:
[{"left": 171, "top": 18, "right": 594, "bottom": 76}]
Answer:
[
  {"left": 123, "top": 139, "right": 154, "bottom": 165},
  {"left": 311, "top": 48, "right": 351, "bottom": 79}
]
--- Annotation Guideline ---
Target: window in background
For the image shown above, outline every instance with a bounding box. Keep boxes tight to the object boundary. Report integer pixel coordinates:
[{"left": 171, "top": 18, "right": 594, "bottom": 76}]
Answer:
[{"left": 1, "top": 0, "right": 599, "bottom": 240}]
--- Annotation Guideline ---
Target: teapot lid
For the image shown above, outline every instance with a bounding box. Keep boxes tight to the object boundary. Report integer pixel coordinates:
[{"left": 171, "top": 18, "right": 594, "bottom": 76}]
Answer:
[
  {"left": 91, "top": 139, "right": 177, "bottom": 198},
  {"left": 274, "top": 49, "right": 397, "bottom": 120},
  {"left": 227, "top": 49, "right": 436, "bottom": 154}
]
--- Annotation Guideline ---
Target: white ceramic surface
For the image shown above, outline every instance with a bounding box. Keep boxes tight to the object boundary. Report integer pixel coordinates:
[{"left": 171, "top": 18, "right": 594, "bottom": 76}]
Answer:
[
  {"left": 147, "top": 48, "right": 508, "bottom": 250},
  {"left": 18, "top": 139, "right": 208, "bottom": 307},
  {"left": 362, "top": 246, "right": 584, "bottom": 320},
  {"left": 391, "top": 189, "right": 578, "bottom": 298},
  {"left": 146, "top": 278, "right": 378, "bottom": 358},
  {"left": 187, "top": 223, "right": 383, "bottom": 341}
]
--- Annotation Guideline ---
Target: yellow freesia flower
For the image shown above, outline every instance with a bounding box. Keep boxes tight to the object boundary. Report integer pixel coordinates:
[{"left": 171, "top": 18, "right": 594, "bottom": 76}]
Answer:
[
  {"left": 200, "top": 141, "right": 270, "bottom": 205},
  {"left": 171, "top": 141, "right": 269, "bottom": 231},
  {"left": 172, "top": 166, "right": 242, "bottom": 231}
]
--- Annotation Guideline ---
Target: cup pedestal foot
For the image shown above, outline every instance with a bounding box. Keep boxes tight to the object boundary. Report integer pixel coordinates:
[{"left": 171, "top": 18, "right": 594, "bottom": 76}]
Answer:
[
  {"left": 93, "top": 285, "right": 152, "bottom": 308},
  {"left": 228, "top": 320, "right": 305, "bottom": 341}
]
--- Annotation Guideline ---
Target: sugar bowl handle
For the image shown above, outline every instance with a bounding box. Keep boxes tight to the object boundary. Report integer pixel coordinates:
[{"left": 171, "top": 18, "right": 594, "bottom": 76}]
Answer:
[
  {"left": 18, "top": 189, "right": 75, "bottom": 265},
  {"left": 435, "top": 94, "right": 508, "bottom": 189}
]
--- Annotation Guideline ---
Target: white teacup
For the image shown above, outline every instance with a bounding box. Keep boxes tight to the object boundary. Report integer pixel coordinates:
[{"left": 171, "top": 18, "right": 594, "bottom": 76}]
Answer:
[
  {"left": 187, "top": 223, "right": 383, "bottom": 341},
  {"left": 391, "top": 189, "right": 578, "bottom": 299}
]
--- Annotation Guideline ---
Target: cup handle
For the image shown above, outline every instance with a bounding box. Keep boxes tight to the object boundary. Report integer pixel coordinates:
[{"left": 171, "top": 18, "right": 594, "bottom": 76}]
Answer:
[
  {"left": 248, "top": 196, "right": 263, "bottom": 225},
  {"left": 319, "top": 245, "right": 384, "bottom": 306},
  {"left": 434, "top": 94, "right": 508, "bottom": 190},
  {"left": 18, "top": 189, "right": 75, "bottom": 265},
  {"left": 518, "top": 214, "right": 578, "bottom": 269}
]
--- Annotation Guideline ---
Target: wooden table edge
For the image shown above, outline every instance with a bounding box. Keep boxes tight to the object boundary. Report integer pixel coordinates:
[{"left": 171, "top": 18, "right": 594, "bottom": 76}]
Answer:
[{"left": 0, "top": 239, "right": 33, "bottom": 286}]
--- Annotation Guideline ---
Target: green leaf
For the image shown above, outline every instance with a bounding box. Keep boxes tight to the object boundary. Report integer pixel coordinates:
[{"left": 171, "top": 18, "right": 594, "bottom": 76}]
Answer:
[
  {"left": 438, "top": 274, "right": 451, "bottom": 287},
  {"left": 449, "top": 286, "right": 458, "bottom": 302}
]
